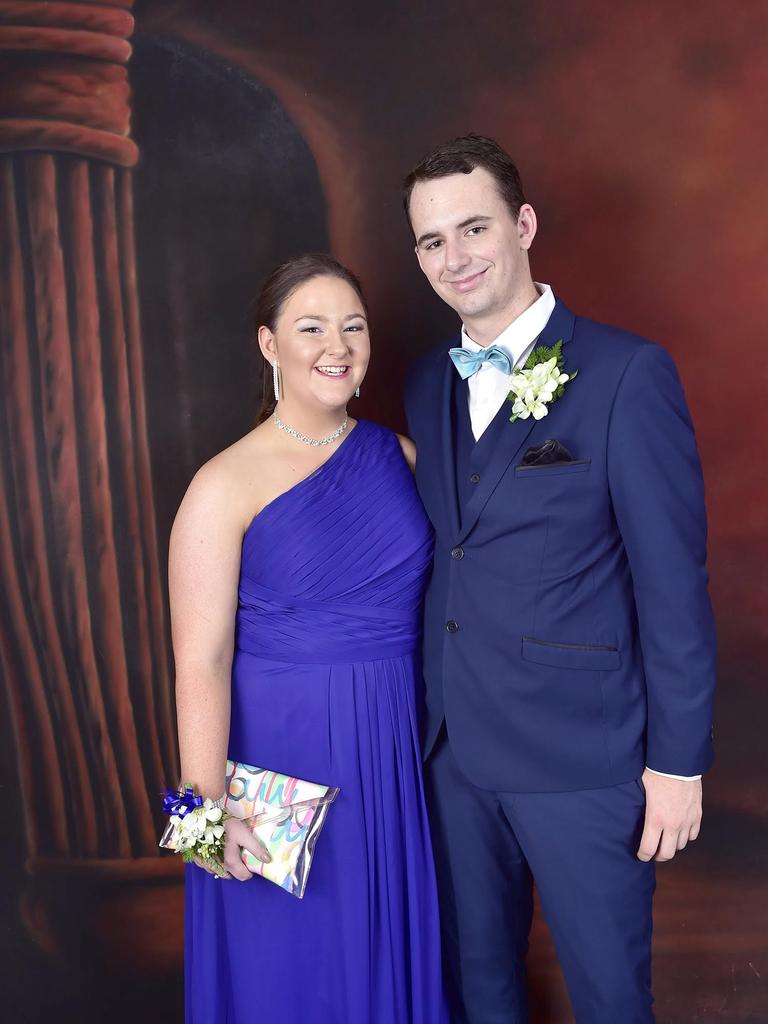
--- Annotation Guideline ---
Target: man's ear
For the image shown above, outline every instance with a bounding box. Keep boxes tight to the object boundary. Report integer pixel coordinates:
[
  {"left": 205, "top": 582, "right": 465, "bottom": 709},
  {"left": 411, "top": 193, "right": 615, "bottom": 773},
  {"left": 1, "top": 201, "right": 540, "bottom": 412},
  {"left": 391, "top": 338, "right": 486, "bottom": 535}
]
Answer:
[
  {"left": 517, "top": 203, "right": 538, "bottom": 251},
  {"left": 258, "top": 325, "right": 277, "bottom": 363}
]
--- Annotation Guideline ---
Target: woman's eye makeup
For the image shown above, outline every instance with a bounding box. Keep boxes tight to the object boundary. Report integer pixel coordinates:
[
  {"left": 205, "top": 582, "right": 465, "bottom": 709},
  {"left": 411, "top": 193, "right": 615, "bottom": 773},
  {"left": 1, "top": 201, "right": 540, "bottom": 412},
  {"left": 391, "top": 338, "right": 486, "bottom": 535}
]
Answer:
[{"left": 297, "top": 321, "right": 366, "bottom": 334}]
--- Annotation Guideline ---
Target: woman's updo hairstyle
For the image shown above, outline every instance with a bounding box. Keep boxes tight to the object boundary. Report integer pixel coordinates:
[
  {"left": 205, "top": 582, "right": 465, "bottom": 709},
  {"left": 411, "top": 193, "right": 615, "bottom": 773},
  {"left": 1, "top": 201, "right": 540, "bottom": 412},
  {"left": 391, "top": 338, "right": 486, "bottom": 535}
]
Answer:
[{"left": 254, "top": 253, "right": 368, "bottom": 423}]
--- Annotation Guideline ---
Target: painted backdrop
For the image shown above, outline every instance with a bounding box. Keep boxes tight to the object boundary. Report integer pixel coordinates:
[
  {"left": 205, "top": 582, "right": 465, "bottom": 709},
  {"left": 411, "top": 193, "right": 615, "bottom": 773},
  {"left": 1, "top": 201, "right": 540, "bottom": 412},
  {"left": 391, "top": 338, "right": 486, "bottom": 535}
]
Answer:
[{"left": 1, "top": 2, "right": 766, "bottom": 1021}]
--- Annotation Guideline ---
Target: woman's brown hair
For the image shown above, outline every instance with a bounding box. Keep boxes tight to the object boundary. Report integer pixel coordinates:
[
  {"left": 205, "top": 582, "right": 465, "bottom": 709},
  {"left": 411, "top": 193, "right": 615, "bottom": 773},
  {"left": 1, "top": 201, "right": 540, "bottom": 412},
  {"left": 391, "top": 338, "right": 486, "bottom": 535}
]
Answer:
[{"left": 254, "top": 254, "right": 368, "bottom": 423}]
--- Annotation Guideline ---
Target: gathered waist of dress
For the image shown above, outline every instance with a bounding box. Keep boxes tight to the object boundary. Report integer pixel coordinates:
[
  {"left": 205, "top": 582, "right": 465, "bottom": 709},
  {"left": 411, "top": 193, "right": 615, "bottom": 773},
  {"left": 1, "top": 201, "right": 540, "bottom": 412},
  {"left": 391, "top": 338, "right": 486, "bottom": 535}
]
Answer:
[{"left": 235, "top": 577, "right": 421, "bottom": 665}]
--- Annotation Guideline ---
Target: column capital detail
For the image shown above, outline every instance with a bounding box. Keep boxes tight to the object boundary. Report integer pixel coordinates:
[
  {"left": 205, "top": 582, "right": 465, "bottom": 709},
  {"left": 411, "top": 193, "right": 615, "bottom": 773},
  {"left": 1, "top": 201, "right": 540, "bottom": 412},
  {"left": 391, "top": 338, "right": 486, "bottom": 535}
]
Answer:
[{"left": 0, "top": 1, "right": 137, "bottom": 165}]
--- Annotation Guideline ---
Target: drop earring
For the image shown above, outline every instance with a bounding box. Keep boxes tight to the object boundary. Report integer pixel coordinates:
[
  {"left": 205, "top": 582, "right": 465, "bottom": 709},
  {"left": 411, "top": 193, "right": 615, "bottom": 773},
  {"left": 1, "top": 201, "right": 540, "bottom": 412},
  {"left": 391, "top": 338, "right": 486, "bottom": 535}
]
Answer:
[
  {"left": 354, "top": 385, "right": 360, "bottom": 398},
  {"left": 272, "top": 360, "right": 280, "bottom": 402}
]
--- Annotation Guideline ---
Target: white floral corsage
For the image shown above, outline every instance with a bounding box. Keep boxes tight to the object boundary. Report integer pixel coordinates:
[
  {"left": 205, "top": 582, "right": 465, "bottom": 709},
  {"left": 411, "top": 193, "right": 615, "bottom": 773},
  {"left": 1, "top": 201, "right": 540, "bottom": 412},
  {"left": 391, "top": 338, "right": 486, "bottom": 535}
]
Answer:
[
  {"left": 161, "top": 784, "right": 231, "bottom": 875},
  {"left": 507, "top": 340, "right": 578, "bottom": 422}
]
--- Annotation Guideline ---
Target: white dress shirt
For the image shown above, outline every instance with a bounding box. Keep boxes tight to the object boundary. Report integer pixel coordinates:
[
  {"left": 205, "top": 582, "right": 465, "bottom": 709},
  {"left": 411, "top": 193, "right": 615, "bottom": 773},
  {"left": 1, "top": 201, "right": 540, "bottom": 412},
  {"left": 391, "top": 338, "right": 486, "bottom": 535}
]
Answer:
[
  {"left": 461, "top": 283, "right": 556, "bottom": 441},
  {"left": 459, "top": 283, "right": 700, "bottom": 783}
]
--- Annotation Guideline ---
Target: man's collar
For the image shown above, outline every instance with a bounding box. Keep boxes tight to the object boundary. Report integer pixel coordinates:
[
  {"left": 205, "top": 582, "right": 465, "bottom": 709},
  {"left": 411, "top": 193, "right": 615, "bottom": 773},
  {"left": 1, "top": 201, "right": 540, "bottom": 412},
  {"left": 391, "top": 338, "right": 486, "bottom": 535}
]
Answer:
[{"left": 461, "top": 283, "right": 556, "bottom": 364}]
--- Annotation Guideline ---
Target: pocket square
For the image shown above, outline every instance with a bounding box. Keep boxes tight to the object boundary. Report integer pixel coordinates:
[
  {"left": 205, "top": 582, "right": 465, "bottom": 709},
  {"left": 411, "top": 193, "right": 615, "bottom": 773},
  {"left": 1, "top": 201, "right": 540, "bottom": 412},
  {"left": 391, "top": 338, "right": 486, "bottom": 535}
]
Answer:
[{"left": 520, "top": 439, "right": 575, "bottom": 467}]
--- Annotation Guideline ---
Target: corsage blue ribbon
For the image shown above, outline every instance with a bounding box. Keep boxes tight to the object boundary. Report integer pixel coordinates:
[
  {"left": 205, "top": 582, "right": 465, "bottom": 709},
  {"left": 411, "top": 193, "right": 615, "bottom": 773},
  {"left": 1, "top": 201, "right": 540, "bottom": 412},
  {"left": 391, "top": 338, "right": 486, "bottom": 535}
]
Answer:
[
  {"left": 448, "top": 344, "right": 513, "bottom": 380},
  {"left": 161, "top": 785, "right": 203, "bottom": 818}
]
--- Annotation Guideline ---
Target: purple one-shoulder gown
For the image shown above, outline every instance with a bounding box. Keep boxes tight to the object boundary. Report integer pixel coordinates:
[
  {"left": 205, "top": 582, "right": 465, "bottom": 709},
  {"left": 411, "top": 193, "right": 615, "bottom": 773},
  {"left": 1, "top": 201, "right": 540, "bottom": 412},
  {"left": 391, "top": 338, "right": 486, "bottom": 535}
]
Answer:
[{"left": 185, "top": 420, "right": 448, "bottom": 1023}]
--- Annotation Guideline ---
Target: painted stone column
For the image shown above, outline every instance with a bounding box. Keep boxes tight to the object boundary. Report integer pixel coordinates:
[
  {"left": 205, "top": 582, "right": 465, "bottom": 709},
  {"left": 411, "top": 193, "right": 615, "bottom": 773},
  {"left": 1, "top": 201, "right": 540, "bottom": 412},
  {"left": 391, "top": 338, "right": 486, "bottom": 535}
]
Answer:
[{"left": 0, "top": 0, "right": 181, "bottom": 970}]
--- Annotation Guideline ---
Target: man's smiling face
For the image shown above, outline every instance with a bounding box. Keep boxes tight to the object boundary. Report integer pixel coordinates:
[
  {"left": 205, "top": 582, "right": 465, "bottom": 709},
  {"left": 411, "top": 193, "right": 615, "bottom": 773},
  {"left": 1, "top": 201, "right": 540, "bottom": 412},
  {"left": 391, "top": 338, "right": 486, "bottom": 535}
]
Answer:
[{"left": 408, "top": 166, "right": 536, "bottom": 339}]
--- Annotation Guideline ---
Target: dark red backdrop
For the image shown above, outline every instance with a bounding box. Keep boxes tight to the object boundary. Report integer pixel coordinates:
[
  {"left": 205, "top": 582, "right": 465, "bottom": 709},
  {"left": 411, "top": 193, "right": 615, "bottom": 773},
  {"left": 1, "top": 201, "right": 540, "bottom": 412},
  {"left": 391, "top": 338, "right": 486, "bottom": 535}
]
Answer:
[{"left": 1, "top": 2, "right": 766, "bottom": 1021}]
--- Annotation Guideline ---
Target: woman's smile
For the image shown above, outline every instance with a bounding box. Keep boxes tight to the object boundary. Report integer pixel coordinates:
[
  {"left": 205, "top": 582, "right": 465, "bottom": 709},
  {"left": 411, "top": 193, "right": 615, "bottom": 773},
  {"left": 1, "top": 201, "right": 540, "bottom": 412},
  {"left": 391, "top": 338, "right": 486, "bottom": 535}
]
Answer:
[{"left": 314, "top": 364, "right": 351, "bottom": 378}]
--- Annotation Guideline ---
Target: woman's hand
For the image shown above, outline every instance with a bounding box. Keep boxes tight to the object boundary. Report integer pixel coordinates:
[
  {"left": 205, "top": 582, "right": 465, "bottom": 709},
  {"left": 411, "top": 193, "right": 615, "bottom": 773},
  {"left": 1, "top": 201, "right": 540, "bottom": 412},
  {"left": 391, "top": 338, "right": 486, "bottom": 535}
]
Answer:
[
  {"left": 223, "top": 818, "right": 272, "bottom": 881},
  {"left": 194, "top": 817, "right": 272, "bottom": 880},
  {"left": 193, "top": 853, "right": 229, "bottom": 878}
]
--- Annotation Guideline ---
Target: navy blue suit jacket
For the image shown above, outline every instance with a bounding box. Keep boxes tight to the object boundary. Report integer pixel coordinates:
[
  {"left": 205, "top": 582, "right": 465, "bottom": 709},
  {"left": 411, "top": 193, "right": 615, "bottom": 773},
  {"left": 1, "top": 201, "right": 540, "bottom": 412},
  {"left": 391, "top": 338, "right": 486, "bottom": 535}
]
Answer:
[{"left": 405, "top": 298, "right": 716, "bottom": 793}]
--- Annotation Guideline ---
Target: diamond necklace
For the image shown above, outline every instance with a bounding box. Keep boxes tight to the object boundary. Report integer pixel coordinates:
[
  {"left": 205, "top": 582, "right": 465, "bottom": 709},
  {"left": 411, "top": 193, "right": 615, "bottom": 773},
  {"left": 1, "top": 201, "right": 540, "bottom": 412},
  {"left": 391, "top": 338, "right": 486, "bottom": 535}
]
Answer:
[{"left": 273, "top": 412, "right": 348, "bottom": 447}]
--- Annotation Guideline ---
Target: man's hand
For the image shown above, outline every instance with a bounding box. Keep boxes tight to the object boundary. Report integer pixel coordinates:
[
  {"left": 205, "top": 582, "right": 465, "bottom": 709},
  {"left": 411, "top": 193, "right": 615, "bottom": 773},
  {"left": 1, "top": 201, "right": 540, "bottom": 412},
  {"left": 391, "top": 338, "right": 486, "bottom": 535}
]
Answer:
[{"left": 636, "top": 769, "right": 702, "bottom": 862}]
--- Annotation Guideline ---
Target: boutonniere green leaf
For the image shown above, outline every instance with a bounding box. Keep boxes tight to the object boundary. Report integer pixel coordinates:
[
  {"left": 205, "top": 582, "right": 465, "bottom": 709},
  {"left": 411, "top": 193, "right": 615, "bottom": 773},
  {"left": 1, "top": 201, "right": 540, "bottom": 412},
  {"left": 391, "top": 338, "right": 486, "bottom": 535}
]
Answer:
[{"left": 507, "top": 340, "right": 579, "bottom": 423}]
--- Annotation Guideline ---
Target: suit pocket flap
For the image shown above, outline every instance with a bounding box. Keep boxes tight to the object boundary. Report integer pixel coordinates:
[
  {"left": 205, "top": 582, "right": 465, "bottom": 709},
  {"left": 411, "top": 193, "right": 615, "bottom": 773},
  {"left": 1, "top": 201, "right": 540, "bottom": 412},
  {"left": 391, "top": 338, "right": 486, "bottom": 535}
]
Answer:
[{"left": 521, "top": 636, "right": 620, "bottom": 671}]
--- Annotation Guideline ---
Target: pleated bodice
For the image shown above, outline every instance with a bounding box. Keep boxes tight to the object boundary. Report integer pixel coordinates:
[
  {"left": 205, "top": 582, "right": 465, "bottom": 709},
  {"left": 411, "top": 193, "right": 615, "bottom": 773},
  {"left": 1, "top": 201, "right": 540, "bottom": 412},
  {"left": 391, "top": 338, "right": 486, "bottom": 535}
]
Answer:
[{"left": 235, "top": 419, "right": 434, "bottom": 664}]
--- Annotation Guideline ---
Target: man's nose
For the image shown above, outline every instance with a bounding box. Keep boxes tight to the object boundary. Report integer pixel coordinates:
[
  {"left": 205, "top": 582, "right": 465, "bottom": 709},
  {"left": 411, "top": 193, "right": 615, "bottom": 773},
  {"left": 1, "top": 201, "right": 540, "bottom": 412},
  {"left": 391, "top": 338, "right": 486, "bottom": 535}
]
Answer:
[{"left": 443, "top": 239, "right": 470, "bottom": 273}]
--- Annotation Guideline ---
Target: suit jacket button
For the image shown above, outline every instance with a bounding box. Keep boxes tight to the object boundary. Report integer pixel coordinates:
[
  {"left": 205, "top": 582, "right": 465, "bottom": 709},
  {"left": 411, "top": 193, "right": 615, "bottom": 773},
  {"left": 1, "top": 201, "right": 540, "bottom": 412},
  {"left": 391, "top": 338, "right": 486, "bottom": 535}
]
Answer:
[
  {"left": 470, "top": 473, "right": 480, "bottom": 483},
  {"left": 451, "top": 546, "right": 464, "bottom": 560},
  {"left": 446, "top": 620, "right": 459, "bottom": 633}
]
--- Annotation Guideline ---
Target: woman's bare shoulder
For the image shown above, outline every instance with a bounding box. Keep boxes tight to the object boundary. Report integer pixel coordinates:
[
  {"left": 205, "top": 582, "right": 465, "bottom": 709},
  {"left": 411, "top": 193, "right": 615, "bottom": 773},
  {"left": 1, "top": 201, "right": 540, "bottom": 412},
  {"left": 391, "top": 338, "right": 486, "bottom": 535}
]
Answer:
[
  {"left": 176, "top": 422, "right": 274, "bottom": 530},
  {"left": 396, "top": 433, "right": 417, "bottom": 472}
]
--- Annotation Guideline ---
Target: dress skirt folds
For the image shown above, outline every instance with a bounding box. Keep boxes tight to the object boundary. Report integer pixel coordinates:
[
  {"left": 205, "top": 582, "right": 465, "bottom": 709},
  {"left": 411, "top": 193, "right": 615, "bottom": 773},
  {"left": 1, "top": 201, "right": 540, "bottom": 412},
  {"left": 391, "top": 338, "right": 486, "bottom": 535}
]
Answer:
[{"left": 185, "top": 420, "right": 448, "bottom": 1023}]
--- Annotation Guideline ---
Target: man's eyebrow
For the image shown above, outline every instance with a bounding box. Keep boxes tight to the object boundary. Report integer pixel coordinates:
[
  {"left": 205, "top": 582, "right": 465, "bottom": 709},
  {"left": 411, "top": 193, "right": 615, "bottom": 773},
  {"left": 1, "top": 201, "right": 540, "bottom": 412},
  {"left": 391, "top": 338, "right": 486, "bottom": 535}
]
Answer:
[
  {"left": 457, "top": 214, "right": 492, "bottom": 229},
  {"left": 416, "top": 215, "right": 492, "bottom": 248}
]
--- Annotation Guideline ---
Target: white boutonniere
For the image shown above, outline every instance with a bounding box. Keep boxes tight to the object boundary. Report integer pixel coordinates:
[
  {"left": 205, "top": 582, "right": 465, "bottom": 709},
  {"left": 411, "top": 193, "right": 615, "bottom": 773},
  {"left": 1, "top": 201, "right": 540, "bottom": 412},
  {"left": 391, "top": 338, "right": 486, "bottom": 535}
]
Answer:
[{"left": 507, "top": 340, "right": 578, "bottom": 422}]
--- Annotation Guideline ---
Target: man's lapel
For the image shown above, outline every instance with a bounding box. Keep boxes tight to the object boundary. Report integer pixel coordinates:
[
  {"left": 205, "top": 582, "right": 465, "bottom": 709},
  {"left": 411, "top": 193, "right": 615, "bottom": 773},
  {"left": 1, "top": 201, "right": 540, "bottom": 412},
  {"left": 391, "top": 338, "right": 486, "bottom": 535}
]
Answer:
[
  {"left": 421, "top": 344, "right": 461, "bottom": 539},
  {"left": 457, "top": 299, "right": 577, "bottom": 544}
]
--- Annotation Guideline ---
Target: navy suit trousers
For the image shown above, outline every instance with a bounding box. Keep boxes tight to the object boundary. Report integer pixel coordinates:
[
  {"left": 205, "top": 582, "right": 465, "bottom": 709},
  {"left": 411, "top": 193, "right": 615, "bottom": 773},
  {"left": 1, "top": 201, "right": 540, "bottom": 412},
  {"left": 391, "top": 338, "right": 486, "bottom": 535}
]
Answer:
[{"left": 425, "top": 731, "right": 656, "bottom": 1024}]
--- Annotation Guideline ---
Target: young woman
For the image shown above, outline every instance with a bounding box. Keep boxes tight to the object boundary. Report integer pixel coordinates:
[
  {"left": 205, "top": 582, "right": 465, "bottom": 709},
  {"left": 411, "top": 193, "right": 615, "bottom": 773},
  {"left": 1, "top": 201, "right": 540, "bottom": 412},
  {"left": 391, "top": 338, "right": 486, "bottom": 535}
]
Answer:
[{"left": 169, "top": 254, "right": 447, "bottom": 1023}]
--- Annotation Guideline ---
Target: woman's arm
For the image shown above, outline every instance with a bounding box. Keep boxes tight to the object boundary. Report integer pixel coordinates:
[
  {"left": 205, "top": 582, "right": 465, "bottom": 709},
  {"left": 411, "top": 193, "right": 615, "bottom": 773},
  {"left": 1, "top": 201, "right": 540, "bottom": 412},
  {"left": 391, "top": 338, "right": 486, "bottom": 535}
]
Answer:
[
  {"left": 169, "top": 459, "right": 244, "bottom": 798},
  {"left": 169, "top": 450, "right": 272, "bottom": 880}
]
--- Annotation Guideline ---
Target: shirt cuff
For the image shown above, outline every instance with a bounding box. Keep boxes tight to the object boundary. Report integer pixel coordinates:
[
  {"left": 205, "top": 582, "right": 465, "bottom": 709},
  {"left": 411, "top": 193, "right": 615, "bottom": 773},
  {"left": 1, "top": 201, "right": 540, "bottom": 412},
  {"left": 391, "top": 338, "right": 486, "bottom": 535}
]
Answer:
[{"left": 645, "top": 767, "right": 702, "bottom": 781}]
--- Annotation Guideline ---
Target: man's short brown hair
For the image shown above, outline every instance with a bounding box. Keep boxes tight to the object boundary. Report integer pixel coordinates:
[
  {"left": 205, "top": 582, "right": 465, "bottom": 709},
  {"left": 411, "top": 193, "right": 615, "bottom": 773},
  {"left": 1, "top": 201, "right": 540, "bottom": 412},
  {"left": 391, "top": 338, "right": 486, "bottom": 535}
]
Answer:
[{"left": 403, "top": 134, "right": 526, "bottom": 225}]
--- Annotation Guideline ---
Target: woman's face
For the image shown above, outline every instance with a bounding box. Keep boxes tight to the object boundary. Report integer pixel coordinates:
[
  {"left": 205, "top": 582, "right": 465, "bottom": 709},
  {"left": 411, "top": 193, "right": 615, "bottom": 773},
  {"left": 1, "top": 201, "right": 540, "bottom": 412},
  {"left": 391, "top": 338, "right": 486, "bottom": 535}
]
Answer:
[{"left": 260, "top": 274, "right": 370, "bottom": 413}]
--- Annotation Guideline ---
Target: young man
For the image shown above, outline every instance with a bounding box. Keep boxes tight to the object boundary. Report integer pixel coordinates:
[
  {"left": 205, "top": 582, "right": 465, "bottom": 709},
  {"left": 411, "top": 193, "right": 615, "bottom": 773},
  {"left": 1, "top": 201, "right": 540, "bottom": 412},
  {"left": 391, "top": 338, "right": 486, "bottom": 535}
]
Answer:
[{"left": 403, "top": 134, "right": 716, "bottom": 1023}]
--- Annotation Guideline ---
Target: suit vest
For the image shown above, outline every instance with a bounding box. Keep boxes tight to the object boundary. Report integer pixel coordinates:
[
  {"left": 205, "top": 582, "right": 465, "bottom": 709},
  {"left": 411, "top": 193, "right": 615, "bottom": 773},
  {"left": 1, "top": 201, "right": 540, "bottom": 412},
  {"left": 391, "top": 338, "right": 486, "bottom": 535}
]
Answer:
[{"left": 452, "top": 371, "right": 514, "bottom": 521}]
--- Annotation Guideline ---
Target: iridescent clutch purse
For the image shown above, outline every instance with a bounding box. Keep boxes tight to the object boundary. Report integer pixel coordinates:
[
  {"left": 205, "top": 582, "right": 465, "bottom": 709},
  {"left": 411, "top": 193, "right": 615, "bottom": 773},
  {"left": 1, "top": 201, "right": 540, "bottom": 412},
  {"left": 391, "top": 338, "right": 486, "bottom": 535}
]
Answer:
[
  {"left": 219, "top": 759, "right": 339, "bottom": 897},
  {"left": 218, "top": 760, "right": 339, "bottom": 898}
]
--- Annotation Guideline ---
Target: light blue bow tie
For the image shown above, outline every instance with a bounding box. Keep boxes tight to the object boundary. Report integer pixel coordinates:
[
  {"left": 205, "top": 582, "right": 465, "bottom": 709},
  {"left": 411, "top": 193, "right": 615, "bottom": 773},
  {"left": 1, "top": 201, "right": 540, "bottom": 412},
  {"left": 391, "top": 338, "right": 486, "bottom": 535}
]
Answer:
[{"left": 448, "top": 344, "right": 513, "bottom": 380}]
